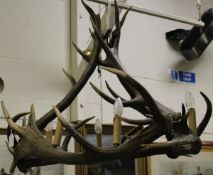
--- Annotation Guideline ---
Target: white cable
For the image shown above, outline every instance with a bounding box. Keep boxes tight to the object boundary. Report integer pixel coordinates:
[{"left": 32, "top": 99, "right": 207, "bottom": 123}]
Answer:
[
  {"left": 106, "top": 0, "right": 112, "bottom": 30},
  {"left": 197, "top": 0, "right": 202, "bottom": 21},
  {"left": 99, "top": 69, "right": 103, "bottom": 124}
]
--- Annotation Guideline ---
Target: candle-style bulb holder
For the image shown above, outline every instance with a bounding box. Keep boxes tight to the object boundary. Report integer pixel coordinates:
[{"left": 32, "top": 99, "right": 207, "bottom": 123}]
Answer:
[
  {"left": 185, "top": 91, "right": 197, "bottom": 134},
  {"left": 113, "top": 98, "right": 123, "bottom": 146},
  {"left": 94, "top": 118, "right": 102, "bottom": 147},
  {"left": 52, "top": 118, "right": 63, "bottom": 147}
]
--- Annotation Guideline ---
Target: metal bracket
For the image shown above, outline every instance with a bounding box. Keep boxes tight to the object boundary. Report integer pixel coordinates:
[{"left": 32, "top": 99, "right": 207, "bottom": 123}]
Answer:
[{"left": 87, "top": 0, "right": 204, "bottom": 27}]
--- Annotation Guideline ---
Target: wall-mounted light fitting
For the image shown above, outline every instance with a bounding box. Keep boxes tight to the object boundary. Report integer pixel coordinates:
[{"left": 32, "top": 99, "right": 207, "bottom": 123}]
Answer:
[{"left": 166, "top": 8, "right": 213, "bottom": 61}]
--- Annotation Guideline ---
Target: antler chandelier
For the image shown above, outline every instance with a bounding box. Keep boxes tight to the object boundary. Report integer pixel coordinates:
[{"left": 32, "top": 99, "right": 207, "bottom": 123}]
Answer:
[{"left": 1, "top": 0, "right": 212, "bottom": 174}]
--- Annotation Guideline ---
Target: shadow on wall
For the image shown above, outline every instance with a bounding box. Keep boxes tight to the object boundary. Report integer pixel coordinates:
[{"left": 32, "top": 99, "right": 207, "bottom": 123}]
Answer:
[{"left": 0, "top": 78, "right": 4, "bottom": 94}]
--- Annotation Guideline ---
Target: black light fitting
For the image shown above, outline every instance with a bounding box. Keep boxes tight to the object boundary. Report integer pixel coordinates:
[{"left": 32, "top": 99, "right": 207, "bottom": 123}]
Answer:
[{"left": 166, "top": 8, "right": 213, "bottom": 61}]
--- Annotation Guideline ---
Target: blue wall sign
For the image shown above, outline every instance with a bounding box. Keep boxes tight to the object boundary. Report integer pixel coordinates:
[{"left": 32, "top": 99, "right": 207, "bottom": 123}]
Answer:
[{"left": 169, "top": 69, "right": 196, "bottom": 83}]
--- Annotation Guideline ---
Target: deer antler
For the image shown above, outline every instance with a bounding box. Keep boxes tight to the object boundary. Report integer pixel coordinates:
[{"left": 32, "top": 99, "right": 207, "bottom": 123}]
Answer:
[
  {"left": 1, "top": 0, "right": 212, "bottom": 174},
  {"left": 2, "top": 102, "right": 95, "bottom": 173}
]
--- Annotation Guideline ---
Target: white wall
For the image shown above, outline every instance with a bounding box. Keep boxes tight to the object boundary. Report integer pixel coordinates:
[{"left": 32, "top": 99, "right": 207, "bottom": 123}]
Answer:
[
  {"left": 75, "top": 0, "right": 213, "bottom": 141},
  {"left": 0, "top": 0, "right": 71, "bottom": 120},
  {"left": 0, "top": 0, "right": 75, "bottom": 174}
]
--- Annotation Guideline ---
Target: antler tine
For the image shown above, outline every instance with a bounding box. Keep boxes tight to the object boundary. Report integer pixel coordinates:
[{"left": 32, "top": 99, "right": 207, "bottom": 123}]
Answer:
[
  {"left": 179, "top": 111, "right": 190, "bottom": 125},
  {"left": 90, "top": 18, "right": 115, "bottom": 59},
  {"left": 90, "top": 82, "right": 136, "bottom": 106},
  {"left": 6, "top": 112, "right": 29, "bottom": 142},
  {"left": 113, "top": 0, "right": 121, "bottom": 49},
  {"left": 81, "top": 0, "right": 101, "bottom": 29},
  {"left": 61, "top": 116, "right": 95, "bottom": 151},
  {"left": 181, "top": 103, "right": 186, "bottom": 118},
  {"left": 74, "top": 116, "right": 95, "bottom": 129},
  {"left": 90, "top": 82, "right": 115, "bottom": 104},
  {"left": 82, "top": 0, "right": 103, "bottom": 44},
  {"left": 108, "top": 7, "right": 131, "bottom": 49},
  {"left": 62, "top": 68, "right": 77, "bottom": 86},
  {"left": 53, "top": 106, "right": 100, "bottom": 153},
  {"left": 105, "top": 80, "right": 126, "bottom": 101},
  {"left": 91, "top": 82, "right": 152, "bottom": 115},
  {"left": 72, "top": 42, "right": 91, "bottom": 63},
  {"left": 81, "top": 0, "right": 95, "bottom": 18},
  {"left": 114, "top": 0, "right": 120, "bottom": 30},
  {"left": 28, "top": 104, "right": 36, "bottom": 126},
  {"left": 118, "top": 116, "right": 153, "bottom": 125},
  {"left": 108, "top": 0, "right": 131, "bottom": 48},
  {"left": 28, "top": 105, "right": 44, "bottom": 138},
  {"left": 197, "top": 92, "right": 212, "bottom": 136},
  {"left": 12, "top": 112, "right": 30, "bottom": 122},
  {"left": 120, "top": 7, "right": 132, "bottom": 29},
  {"left": 61, "top": 135, "right": 71, "bottom": 151},
  {"left": 1, "top": 101, "right": 24, "bottom": 136}
]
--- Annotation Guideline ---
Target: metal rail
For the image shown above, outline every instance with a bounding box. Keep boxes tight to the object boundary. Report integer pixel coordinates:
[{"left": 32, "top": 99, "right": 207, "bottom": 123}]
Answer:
[{"left": 87, "top": 0, "right": 205, "bottom": 27}]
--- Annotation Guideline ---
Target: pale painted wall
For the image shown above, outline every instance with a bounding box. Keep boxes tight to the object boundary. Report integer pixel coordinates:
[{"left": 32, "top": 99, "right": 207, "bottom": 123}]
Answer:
[
  {"left": 0, "top": 0, "right": 75, "bottom": 174},
  {"left": 0, "top": 0, "right": 71, "bottom": 120},
  {"left": 74, "top": 0, "right": 213, "bottom": 141}
]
